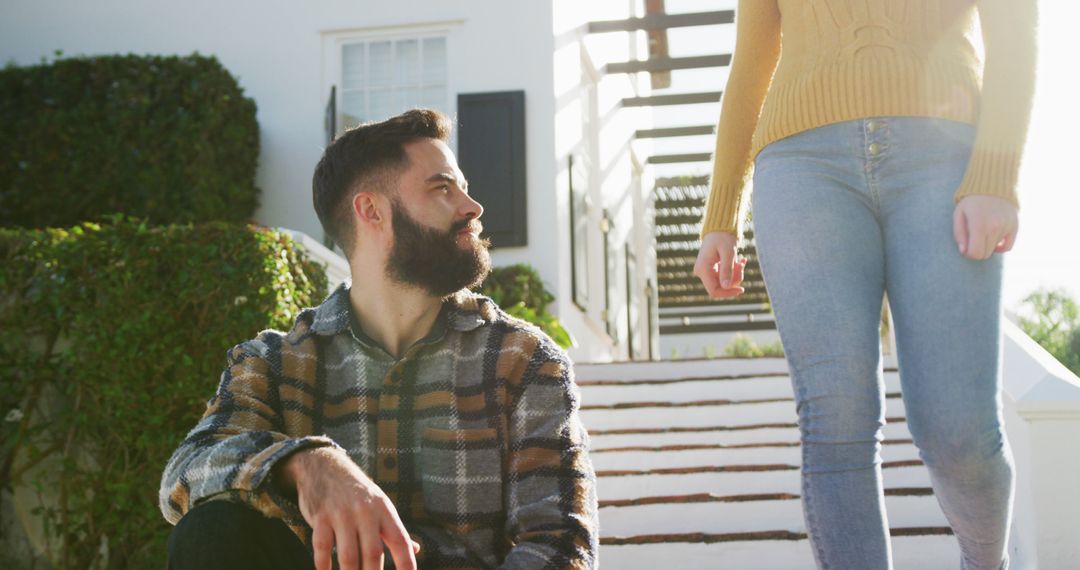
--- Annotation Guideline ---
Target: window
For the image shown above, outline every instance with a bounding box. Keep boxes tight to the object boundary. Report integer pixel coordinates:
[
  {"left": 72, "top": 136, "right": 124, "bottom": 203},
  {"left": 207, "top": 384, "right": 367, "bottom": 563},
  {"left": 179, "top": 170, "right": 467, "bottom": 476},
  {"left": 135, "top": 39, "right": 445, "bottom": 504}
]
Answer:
[{"left": 332, "top": 32, "right": 449, "bottom": 133}]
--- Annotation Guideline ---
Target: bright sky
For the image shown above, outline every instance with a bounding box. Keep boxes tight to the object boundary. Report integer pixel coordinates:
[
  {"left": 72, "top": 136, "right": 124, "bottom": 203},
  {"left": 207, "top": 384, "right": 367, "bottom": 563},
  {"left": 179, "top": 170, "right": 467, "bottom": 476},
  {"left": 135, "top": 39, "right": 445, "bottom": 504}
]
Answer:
[{"left": 1001, "top": 0, "right": 1080, "bottom": 312}]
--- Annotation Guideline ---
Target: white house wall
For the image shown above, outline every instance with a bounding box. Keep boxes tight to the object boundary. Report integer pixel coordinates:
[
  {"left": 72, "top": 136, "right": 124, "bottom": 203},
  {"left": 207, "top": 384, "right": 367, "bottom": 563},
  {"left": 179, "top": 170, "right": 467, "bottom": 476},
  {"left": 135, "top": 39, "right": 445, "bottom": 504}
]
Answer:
[
  {"left": 0, "top": 0, "right": 562, "bottom": 323},
  {"left": 1, "top": 0, "right": 673, "bottom": 363}
]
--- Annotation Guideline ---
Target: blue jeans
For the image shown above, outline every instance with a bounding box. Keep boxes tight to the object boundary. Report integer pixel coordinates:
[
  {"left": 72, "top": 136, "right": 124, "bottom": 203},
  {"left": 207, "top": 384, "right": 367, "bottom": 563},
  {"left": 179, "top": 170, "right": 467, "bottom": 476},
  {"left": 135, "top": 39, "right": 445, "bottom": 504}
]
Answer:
[{"left": 751, "top": 117, "right": 1014, "bottom": 570}]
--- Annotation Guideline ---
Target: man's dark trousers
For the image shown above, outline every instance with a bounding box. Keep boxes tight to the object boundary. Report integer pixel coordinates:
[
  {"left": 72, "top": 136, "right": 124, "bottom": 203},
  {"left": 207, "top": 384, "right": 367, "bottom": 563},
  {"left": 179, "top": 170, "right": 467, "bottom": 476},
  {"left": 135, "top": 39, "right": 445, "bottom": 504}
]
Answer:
[{"left": 167, "top": 500, "right": 314, "bottom": 570}]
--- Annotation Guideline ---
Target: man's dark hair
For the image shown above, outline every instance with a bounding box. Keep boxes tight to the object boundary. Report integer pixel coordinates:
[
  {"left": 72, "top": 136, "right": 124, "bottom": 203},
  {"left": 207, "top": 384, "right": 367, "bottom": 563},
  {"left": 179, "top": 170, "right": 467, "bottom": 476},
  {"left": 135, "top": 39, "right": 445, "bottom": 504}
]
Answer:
[{"left": 313, "top": 108, "right": 452, "bottom": 253}]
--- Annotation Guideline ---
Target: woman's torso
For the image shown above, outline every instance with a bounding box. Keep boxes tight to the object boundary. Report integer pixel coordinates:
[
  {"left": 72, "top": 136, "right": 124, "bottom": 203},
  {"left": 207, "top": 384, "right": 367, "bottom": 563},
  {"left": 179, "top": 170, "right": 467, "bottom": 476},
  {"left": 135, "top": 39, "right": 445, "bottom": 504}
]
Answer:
[{"left": 752, "top": 0, "right": 983, "bottom": 157}]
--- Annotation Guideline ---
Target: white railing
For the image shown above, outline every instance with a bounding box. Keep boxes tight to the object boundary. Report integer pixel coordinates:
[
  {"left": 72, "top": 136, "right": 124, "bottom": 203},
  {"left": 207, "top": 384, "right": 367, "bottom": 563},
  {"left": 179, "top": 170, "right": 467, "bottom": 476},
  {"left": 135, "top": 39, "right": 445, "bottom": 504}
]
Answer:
[
  {"left": 1001, "top": 319, "right": 1080, "bottom": 569},
  {"left": 279, "top": 228, "right": 350, "bottom": 291}
]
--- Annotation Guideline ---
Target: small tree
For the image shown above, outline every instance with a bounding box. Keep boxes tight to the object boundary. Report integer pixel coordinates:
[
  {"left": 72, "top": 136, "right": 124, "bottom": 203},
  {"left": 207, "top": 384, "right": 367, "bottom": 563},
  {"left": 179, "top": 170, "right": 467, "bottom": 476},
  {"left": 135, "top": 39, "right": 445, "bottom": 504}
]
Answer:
[{"left": 1018, "top": 288, "right": 1080, "bottom": 375}]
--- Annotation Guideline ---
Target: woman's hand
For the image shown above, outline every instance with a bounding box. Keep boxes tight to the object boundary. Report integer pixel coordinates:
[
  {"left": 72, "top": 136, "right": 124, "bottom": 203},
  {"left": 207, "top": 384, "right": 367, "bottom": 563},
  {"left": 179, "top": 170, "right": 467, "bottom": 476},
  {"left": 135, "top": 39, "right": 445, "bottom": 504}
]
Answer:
[
  {"left": 694, "top": 231, "right": 748, "bottom": 299},
  {"left": 952, "top": 195, "right": 1019, "bottom": 261}
]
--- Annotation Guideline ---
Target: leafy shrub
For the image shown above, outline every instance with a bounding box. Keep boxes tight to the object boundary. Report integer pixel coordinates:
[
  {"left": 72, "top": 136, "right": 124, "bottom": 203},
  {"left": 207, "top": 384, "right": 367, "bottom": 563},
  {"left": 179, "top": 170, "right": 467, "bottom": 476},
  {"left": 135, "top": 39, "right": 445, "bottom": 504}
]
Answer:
[
  {"left": 1018, "top": 289, "right": 1080, "bottom": 375},
  {"left": 723, "top": 334, "right": 785, "bottom": 358},
  {"left": 0, "top": 53, "right": 259, "bottom": 229},
  {"left": 478, "top": 264, "right": 574, "bottom": 348},
  {"left": 0, "top": 217, "right": 327, "bottom": 568}
]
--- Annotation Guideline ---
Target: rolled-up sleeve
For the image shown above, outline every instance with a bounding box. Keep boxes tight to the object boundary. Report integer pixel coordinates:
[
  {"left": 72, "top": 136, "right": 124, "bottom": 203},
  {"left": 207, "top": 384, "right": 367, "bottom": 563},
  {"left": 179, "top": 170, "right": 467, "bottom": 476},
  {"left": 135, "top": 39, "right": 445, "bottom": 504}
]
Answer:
[{"left": 158, "top": 335, "right": 337, "bottom": 527}]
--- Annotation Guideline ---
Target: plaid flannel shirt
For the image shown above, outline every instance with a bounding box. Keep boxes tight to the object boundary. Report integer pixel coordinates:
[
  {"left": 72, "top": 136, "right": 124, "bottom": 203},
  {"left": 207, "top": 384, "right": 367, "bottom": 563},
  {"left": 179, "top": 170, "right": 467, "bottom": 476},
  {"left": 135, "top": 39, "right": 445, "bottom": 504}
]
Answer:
[{"left": 159, "top": 284, "right": 598, "bottom": 569}]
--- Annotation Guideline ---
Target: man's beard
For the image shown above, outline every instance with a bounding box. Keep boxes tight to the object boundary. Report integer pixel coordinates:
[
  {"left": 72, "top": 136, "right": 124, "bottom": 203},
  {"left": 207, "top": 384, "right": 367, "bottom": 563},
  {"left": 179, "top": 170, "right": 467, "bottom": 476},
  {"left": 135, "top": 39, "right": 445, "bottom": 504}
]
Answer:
[{"left": 386, "top": 199, "right": 492, "bottom": 297}]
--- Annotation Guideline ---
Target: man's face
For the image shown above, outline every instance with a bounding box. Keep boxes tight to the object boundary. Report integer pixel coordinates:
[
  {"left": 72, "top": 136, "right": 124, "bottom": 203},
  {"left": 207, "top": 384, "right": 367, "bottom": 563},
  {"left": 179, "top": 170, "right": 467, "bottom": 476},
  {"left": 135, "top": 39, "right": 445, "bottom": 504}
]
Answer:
[{"left": 384, "top": 139, "right": 491, "bottom": 297}]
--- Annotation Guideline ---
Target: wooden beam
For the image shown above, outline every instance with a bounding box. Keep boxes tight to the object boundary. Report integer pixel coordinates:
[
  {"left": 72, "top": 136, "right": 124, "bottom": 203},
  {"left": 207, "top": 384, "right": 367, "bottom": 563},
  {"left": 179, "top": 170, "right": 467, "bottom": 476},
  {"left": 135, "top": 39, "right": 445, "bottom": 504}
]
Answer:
[
  {"left": 656, "top": 175, "right": 710, "bottom": 187},
  {"left": 647, "top": 153, "right": 712, "bottom": 164},
  {"left": 606, "top": 54, "right": 732, "bottom": 74},
  {"left": 660, "top": 320, "right": 778, "bottom": 335},
  {"left": 636, "top": 125, "right": 716, "bottom": 139},
  {"left": 659, "top": 306, "right": 773, "bottom": 318},
  {"left": 660, "top": 294, "right": 772, "bottom": 308},
  {"left": 623, "top": 91, "right": 722, "bottom": 107},
  {"left": 588, "top": 10, "right": 735, "bottom": 33},
  {"left": 645, "top": 0, "right": 671, "bottom": 89}
]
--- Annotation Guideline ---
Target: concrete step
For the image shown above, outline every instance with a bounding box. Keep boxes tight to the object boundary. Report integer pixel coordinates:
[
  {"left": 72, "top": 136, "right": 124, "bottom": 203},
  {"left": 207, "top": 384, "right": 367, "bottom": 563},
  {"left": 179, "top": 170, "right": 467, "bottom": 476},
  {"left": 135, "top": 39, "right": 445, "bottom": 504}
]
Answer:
[
  {"left": 579, "top": 373, "right": 903, "bottom": 406},
  {"left": 597, "top": 465, "right": 931, "bottom": 502},
  {"left": 598, "top": 494, "right": 948, "bottom": 536},
  {"left": 574, "top": 357, "right": 792, "bottom": 382},
  {"left": 591, "top": 425, "right": 799, "bottom": 449},
  {"left": 579, "top": 398, "right": 910, "bottom": 432},
  {"left": 575, "top": 355, "right": 952, "bottom": 569},
  {"left": 591, "top": 442, "right": 920, "bottom": 471},
  {"left": 574, "top": 356, "right": 899, "bottom": 382},
  {"left": 598, "top": 534, "right": 960, "bottom": 570},
  {"left": 591, "top": 421, "right": 911, "bottom": 451}
]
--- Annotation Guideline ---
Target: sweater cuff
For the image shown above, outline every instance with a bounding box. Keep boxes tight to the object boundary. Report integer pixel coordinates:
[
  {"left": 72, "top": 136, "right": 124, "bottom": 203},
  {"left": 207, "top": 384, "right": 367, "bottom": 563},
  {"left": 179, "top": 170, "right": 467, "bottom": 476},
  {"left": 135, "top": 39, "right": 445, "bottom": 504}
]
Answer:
[
  {"left": 954, "top": 144, "right": 1022, "bottom": 208},
  {"left": 249, "top": 435, "right": 342, "bottom": 492},
  {"left": 699, "top": 182, "right": 747, "bottom": 238}
]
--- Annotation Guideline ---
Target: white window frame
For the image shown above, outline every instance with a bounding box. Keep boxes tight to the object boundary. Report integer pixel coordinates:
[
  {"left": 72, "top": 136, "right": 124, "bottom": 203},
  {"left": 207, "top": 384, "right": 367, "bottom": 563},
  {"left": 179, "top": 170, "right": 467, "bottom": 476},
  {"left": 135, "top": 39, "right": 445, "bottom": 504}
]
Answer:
[{"left": 321, "top": 21, "right": 461, "bottom": 142}]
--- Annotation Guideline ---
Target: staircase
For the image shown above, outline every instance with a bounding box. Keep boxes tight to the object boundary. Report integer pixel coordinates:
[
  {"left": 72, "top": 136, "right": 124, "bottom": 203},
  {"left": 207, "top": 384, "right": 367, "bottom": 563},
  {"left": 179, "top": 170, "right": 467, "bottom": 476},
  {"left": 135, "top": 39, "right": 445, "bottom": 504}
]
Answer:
[
  {"left": 653, "top": 177, "right": 774, "bottom": 336},
  {"left": 576, "top": 357, "right": 962, "bottom": 569},
  {"left": 589, "top": 5, "right": 776, "bottom": 341}
]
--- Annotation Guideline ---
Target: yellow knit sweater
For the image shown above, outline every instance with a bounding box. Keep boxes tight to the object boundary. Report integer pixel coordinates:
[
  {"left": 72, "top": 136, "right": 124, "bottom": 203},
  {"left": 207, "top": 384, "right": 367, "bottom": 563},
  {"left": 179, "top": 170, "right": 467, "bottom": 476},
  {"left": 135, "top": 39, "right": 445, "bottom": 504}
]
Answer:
[{"left": 701, "top": 0, "right": 1037, "bottom": 237}]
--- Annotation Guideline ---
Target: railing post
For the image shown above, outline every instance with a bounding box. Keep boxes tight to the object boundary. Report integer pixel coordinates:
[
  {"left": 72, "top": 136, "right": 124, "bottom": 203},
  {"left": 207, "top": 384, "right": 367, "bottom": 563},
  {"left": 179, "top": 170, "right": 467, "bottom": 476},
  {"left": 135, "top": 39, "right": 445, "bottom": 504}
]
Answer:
[{"left": 1001, "top": 320, "right": 1080, "bottom": 569}]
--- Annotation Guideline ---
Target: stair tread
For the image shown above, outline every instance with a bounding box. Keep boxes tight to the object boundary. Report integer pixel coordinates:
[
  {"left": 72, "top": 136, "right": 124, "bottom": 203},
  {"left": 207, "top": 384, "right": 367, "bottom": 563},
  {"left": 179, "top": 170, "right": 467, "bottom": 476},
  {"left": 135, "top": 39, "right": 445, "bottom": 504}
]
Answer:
[
  {"left": 575, "top": 357, "right": 955, "bottom": 568},
  {"left": 591, "top": 443, "right": 919, "bottom": 471},
  {"left": 599, "top": 495, "right": 949, "bottom": 536},
  {"left": 597, "top": 465, "right": 931, "bottom": 501},
  {"left": 599, "top": 535, "right": 960, "bottom": 570}
]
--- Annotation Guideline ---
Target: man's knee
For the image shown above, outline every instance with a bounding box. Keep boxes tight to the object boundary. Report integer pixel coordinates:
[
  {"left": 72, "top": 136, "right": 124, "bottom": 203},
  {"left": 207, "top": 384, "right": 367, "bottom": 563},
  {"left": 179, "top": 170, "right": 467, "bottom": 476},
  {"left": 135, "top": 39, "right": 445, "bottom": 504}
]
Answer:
[{"left": 167, "top": 501, "right": 309, "bottom": 570}]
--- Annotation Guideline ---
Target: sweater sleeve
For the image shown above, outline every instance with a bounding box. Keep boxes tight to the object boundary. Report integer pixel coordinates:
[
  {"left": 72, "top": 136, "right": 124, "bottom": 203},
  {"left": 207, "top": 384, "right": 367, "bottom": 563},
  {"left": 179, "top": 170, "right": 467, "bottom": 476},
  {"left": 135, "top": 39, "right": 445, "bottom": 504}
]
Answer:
[
  {"left": 158, "top": 335, "right": 338, "bottom": 531},
  {"left": 701, "top": 0, "right": 782, "bottom": 239},
  {"left": 955, "top": 0, "right": 1038, "bottom": 207}
]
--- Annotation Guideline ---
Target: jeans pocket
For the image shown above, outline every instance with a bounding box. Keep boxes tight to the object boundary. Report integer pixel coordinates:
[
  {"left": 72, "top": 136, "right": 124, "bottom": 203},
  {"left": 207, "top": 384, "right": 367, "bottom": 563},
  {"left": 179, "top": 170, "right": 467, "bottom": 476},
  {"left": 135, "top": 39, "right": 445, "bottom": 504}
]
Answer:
[{"left": 419, "top": 427, "right": 504, "bottom": 533}]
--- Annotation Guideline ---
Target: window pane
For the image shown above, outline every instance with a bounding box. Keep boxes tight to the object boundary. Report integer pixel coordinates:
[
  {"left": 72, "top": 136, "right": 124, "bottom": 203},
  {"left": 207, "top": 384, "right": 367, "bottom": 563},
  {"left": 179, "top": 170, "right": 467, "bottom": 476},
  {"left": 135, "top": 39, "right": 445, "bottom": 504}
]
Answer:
[
  {"left": 396, "top": 39, "right": 419, "bottom": 85},
  {"left": 338, "top": 34, "right": 447, "bottom": 127},
  {"left": 369, "top": 88, "right": 395, "bottom": 121},
  {"left": 422, "top": 37, "right": 447, "bottom": 85},
  {"left": 420, "top": 85, "right": 446, "bottom": 110},
  {"left": 368, "top": 41, "right": 393, "bottom": 87},
  {"left": 341, "top": 91, "right": 366, "bottom": 129},
  {"left": 342, "top": 43, "right": 365, "bottom": 89}
]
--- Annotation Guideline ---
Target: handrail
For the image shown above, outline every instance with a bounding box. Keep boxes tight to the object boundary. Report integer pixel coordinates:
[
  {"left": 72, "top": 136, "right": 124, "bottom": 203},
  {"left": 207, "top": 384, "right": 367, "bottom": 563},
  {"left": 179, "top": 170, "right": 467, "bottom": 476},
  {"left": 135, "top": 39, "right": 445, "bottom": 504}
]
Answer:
[
  {"left": 1001, "top": 318, "right": 1080, "bottom": 569},
  {"left": 278, "top": 228, "right": 350, "bottom": 291}
]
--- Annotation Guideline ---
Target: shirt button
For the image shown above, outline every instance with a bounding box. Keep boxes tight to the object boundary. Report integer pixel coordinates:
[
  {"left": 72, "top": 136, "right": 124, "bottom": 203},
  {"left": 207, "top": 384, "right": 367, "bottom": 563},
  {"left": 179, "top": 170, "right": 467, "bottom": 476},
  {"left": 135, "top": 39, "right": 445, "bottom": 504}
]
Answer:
[
  {"left": 868, "top": 143, "right": 883, "bottom": 156},
  {"left": 867, "top": 120, "right": 883, "bottom": 133},
  {"left": 384, "top": 456, "right": 396, "bottom": 469}
]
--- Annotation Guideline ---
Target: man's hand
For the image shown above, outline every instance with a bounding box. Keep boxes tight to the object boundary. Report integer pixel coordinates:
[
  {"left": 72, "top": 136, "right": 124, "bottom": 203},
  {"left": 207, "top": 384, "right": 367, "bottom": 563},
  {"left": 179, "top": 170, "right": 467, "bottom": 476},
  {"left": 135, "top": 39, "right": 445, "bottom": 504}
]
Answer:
[
  {"left": 277, "top": 448, "right": 419, "bottom": 570},
  {"left": 694, "top": 231, "right": 748, "bottom": 299},
  {"left": 953, "top": 195, "right": 1019, "bottom": 261}
]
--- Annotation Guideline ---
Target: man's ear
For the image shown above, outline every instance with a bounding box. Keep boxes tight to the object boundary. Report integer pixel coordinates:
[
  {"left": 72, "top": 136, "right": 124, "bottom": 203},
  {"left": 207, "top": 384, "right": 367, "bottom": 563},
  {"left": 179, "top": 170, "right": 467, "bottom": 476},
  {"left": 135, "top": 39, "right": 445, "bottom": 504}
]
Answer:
[{"left": 353, "top": 192, "right": 387, "bottom": 229}]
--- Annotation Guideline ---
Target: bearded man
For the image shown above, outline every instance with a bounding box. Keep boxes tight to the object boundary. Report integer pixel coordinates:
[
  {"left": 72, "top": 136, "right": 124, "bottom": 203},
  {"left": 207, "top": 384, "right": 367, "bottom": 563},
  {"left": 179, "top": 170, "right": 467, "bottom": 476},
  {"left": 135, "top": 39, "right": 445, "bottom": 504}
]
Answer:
[{"left": 159, "top": 109, "right": 598, "bottom": 570}]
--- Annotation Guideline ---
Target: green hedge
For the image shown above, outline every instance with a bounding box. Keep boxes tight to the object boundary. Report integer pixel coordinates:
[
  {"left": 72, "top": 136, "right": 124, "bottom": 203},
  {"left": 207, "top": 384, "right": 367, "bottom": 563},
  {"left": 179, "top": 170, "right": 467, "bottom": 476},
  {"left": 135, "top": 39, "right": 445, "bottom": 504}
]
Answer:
[
  {"left": 0, "top": 218, "right": 327, "bottom": 568},
  {"left": 479, "top": 264, "right": 573, "bottom": 349},
  {"left": 0, "top": 54, "right": 260, "bottom": 229}
]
